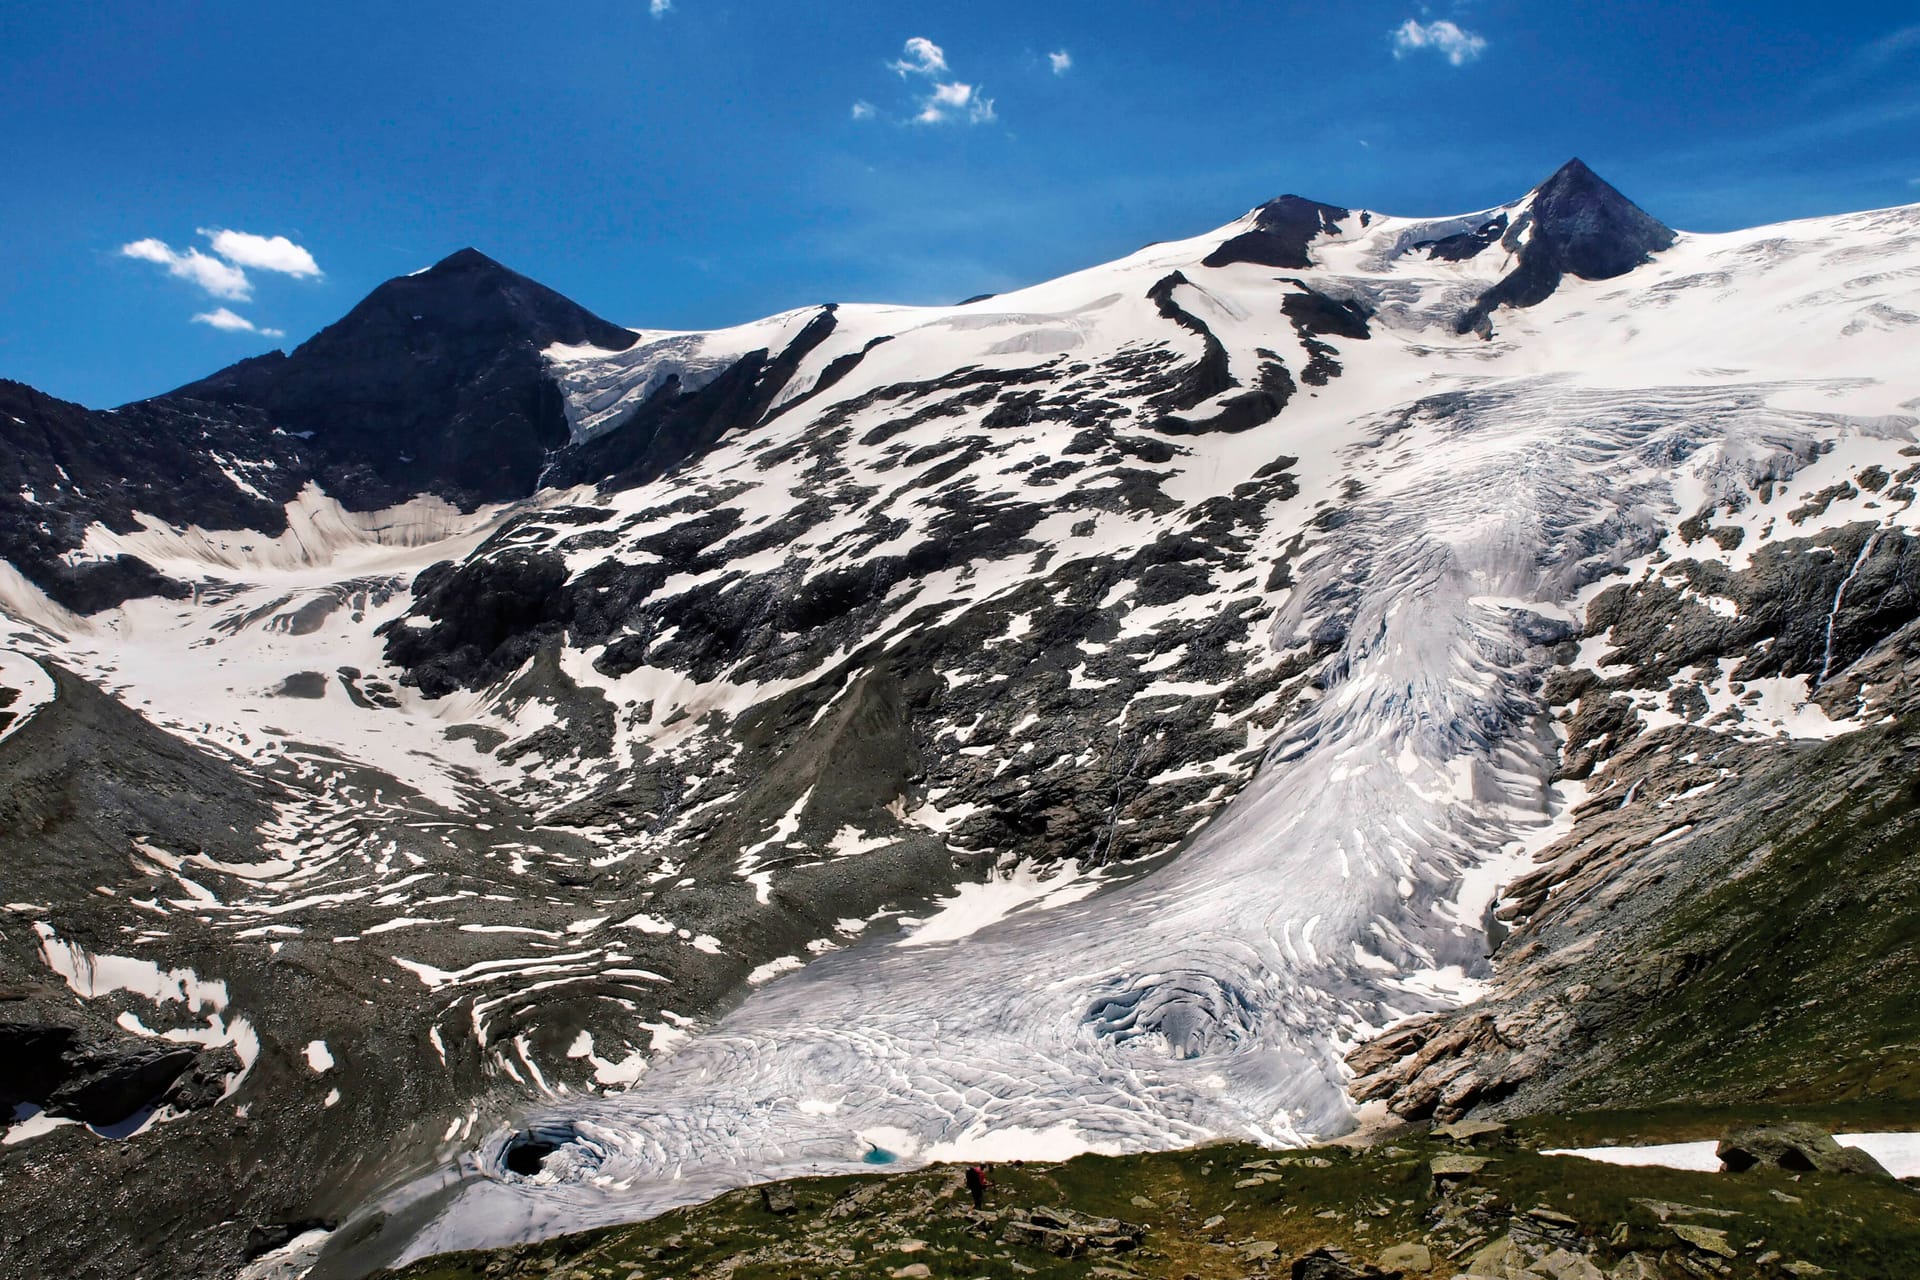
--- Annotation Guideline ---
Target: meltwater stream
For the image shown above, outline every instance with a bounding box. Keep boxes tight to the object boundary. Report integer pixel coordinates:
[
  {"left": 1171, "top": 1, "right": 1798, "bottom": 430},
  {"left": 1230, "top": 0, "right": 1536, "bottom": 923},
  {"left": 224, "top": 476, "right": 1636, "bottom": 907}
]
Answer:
[{"left": 390, "top": 381, "right": 1840, "bottom": 1261}]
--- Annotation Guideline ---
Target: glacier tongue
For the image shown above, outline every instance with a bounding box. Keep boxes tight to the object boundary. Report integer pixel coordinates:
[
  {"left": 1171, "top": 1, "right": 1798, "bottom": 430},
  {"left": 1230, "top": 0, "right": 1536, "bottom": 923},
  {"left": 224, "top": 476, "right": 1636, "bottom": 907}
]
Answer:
[{"left": 391, "top": 378, "right": 1865, "bottom": 1260}]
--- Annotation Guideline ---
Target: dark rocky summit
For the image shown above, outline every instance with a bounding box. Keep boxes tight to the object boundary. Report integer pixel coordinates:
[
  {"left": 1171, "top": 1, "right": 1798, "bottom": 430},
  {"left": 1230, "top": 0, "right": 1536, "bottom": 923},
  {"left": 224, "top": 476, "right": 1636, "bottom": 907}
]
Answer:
[
  {"left": 1203, "top": 195, "right": 1351, "bottom": 270},
  {"left": 1457, "top": 158, "right": 1677, "bottom": 334},
  {"left": 168, "top": 247, "right": 638, "bottom": 507}
]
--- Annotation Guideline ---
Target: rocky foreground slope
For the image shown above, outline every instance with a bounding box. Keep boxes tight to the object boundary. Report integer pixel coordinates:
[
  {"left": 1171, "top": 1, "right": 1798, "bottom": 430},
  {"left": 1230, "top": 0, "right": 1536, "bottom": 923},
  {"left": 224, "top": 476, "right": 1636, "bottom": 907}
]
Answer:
[
  {"left": 2, "top": 162, "right": 1918, "bottom": 1280},
  {"left": 364, "top": 1112, "right": 1920, "bottom": 1280}
]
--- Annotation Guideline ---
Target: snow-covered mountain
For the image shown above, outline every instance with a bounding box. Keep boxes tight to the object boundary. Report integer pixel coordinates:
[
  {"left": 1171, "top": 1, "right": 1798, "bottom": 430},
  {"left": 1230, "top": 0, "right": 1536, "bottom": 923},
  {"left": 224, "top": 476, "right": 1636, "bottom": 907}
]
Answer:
[{"left": 2, "top": 160, "right": 1917, "bottom": 1280}]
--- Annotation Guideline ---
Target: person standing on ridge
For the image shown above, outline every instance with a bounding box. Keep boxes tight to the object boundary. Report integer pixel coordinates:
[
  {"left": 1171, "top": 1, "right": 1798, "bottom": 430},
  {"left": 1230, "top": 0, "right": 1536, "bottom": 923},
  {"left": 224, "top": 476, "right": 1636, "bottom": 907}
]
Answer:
[{"left": 965, "top": 1163, "right": 991, "bottom": 1209}]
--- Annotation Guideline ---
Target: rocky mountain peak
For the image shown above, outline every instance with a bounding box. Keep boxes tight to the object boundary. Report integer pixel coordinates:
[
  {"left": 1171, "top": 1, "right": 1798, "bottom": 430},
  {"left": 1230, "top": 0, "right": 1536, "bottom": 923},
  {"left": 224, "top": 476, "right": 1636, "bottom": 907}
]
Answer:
[
  {"left": 1456, "top": 158, "right": 1677, "bottom": 334},
  {"left": 1522, "top": 157, "right": 1678, "bottom": 281},
  {"left": 164, "top": 249, "right": 638, "bottom": 508},
  {"left": 1204, "top": 194, "right": 1353, "bottom": 269},
  {"left": 284, "top": 246, "right": 638, "bottom": 368}
]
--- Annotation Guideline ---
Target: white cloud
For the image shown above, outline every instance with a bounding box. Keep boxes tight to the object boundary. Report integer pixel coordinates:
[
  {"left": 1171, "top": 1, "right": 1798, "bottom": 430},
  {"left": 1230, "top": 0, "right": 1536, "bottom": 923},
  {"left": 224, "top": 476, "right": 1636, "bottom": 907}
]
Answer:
[
  {"left": 650, "top": 0, "right": 670, "bottom": 15},
  {"left": 120, "top": 238, "right": 252, "bottom": 300},
  {"left": 916, "top": 81, "right": 995, "bottom": 125},
  {"left": 192, "top": 307, "right": 283, "bottom": 337},
  {"left": 198, "top": 228, "right": 321, "bottom": 278},
  {"left": 892, "top": 36, "right": 947, "bottom": 77},
  {"left": 1391, "top": 18, "right": 1487, "bottom": 66},
  {"left": 1049, "top": 49, "right": 1072, "bottom": 75},
  {"left": 870, "top": 36, "right": 997, "bottom": 126}
]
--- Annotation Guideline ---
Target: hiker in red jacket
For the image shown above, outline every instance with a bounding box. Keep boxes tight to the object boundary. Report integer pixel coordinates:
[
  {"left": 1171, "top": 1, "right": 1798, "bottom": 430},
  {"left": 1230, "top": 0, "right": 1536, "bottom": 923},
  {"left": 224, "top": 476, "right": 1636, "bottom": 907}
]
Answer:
[{"left": 964, "top": 1163, "right": 991, "bottom": 1209}]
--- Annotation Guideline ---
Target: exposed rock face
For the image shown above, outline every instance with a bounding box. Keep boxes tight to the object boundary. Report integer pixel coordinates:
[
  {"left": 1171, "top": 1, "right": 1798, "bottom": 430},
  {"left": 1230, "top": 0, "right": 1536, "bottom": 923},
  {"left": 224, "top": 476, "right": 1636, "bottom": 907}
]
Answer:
[
  {"left": 169, "top": 248, "right": 637, "bottom": 507},
  {"left": 1457, "top": 158, "right": 1677, "bottom": 334},
  {"left": 0, "top": 982, "right": 246, "bottom": 1130},
  {"left": 1348, "top": 464, "right": 1920, "bottom": 1122},
  {"left": 545, "top": 305, "right": 844, "bottom": 491},
  {"left": 1290, "top": 1245, "right": 1402, "bottom": 1279},
  {"left": 0, "top": 379, "right": 305, "bottom": 610},
  {"left": 1, "top": 164, "right": 1917, "bottom": 1280},
  {"left": 1717, "top": 1123, "right": 1893, "bottom": 1179},
  {"left": 998, "top": 1204, "right": 1146, "bottom": 1257},
  {"left": 1205, "top": 195, "right": 1352, "bottom": 269}
]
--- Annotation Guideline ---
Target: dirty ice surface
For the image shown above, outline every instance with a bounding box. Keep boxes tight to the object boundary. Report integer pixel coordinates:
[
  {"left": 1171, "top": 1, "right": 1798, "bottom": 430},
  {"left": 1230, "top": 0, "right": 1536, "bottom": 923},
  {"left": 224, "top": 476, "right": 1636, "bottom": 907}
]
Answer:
[{"left": 396, "top": 368, "right": 1908, "bottom": 1261}]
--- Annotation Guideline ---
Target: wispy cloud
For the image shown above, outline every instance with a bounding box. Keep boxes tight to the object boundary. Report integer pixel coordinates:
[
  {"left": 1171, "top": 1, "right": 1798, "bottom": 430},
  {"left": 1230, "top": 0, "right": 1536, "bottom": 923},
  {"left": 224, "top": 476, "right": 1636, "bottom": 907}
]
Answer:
[
  {"left": 1391, "top": 18, "right": 1487, "bottom": 66},
  {"left": 650, "top": 0, "right": 671, "bottom": 16},
  {"left": 876, "top": 36, "right": 997, "bottom": 125},
  {"left": 193, "top": 307, "right": 283, "bottom": 337},
  {"left": 1858, "top": 23, "right": 1920, "bottom": 72},
  {"left": 198, "top": 229, "right": 322, "bottom": 278},
  {"left": 851, "top": 101, "right": 876, "bottom": 121},
  {"left": 121, "top": 238, "right": 252, "bottom": 299},
  {"left": 1048, "top": 50, "right": 1072, "bottom": 76},
  {"left": 892, "top": 36, "right": 948, "bottom": 77},
  {"left": 1806, "top": 23, "right": 1920, "bottom": 96}
]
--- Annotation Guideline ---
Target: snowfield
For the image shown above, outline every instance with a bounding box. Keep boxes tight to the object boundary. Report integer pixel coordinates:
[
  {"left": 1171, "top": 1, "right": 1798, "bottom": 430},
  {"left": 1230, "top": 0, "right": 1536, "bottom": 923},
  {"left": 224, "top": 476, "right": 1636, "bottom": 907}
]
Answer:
[
  {"left": 2, "top": 176, "right": 1916, "bottom": 1266},
  {"left": 380, "top": 199, "right": 1917, "bottom": 1255},
  {"left": 1545, "top": 1134, "right": 1920, "bottom": 1178}
]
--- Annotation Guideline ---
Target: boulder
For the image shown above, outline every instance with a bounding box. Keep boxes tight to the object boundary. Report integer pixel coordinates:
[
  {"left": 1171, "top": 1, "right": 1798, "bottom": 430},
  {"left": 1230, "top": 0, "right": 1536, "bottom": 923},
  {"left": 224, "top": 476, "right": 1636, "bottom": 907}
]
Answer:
[
  {"left": 760, "top": 1182, "right": 796, "bottom": 1215},
  {"left": 1716, "top": 1123, "right": 1892, "bottom": 1179},
  {"left": 1429, "top": 1153, "right": 1491, "bottom": 1196},
  {"left": 1377, "top": 1241, "right": 1432, "bottom": 1272},
  {"left": 1432, "top": 1119, "right": 1508, "bottom": 1146},
  {"left": 1669, "top": 1224, "right": 1736, "bottom": 1258},
  {"left": 1002, "top": 1220, "right": 1085, "bottom": 1257},
  {"left": 1288, "top": 1244, "right": 1403, "bottom": 1278},
  {"left": 1526, "top": 1248, "right": 1607, "bottom": 1280},
  {"left": 1463, "top": 1233, "right": 1531, "bottom": 1279},
  {"left": 1001, "top": 1205, "right": 1145, "bottom": 1257}
]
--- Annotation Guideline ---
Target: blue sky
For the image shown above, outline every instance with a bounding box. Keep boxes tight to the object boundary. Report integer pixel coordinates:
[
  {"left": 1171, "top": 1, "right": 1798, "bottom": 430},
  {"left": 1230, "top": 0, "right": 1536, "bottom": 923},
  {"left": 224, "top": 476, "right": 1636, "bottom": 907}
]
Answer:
[{"left": 4, "top": 1, "right": 1917, "bottom": 408}]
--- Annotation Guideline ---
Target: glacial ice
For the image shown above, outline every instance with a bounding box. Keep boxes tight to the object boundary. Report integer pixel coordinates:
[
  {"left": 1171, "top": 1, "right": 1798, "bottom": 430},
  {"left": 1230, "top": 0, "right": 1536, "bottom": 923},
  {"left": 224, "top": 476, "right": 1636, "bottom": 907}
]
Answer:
[{"left": 392, "top": 381, "right": 1895, "bottom": 1261}]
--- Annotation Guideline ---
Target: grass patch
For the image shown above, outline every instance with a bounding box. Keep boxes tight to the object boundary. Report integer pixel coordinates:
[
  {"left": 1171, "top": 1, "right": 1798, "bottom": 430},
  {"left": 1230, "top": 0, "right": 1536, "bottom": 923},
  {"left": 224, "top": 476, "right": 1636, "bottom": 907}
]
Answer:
[{"left": 380, "top": 1111, "right": 1920, "bottom": 1280}]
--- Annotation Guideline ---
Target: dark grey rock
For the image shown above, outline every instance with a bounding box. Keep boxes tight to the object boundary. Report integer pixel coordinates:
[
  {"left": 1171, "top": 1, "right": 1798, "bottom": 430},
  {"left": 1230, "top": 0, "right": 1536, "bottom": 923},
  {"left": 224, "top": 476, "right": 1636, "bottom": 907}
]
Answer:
[
  {"left": 1717, "top": 1123, "right": 1893, "bottom": 1179},
  {"left": 1290, "top": 1244, "right": 1402, "bottom": 1279},
  {"left": 1457, "top": 160, "right": 1677, "bottom": 335},
  {"left": 1204, "top": 196, "right": 1351, "bottom": 270}
]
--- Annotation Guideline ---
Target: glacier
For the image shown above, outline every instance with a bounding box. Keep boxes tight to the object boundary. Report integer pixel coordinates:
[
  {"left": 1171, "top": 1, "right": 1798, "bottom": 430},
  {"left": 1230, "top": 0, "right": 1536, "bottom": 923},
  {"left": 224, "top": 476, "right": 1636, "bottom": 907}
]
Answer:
[
  {"left": 398, "top": 362, "right": 1916, "bottom": 1259},
  {"left": 4, "top": 171, "right": 1917, "bottom": 1273}
]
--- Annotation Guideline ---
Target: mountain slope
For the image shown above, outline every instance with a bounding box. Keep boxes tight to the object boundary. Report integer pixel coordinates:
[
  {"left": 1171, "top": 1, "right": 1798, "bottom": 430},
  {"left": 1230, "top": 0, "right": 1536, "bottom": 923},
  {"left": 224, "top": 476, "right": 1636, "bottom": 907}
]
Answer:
[
  {"left": 0, "top": 164, "right": 1915, "bottom": 1280},
  {"left": 170, "top": 247, "right": 639, "bottom": 507}
]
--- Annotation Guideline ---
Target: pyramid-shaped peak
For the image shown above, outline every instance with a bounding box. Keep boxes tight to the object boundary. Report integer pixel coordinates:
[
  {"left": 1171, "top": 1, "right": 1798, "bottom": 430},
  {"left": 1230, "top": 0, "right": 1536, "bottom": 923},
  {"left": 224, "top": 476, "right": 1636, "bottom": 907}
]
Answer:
[
  {"left": 324, "top": 247, "right": 635, "bottom": 354},
  {"left": 1541, "top": 156, "right": 1601, "bottom": 186},
  {"left": 1454, "top": 159, "right": 1677, "bottom": 335},
  {"left": 1521, "top": 158, "right": 1676, "bottom": 279},
  {"left": 426, "top": 246, "right": 510, "bottom": 275}
]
